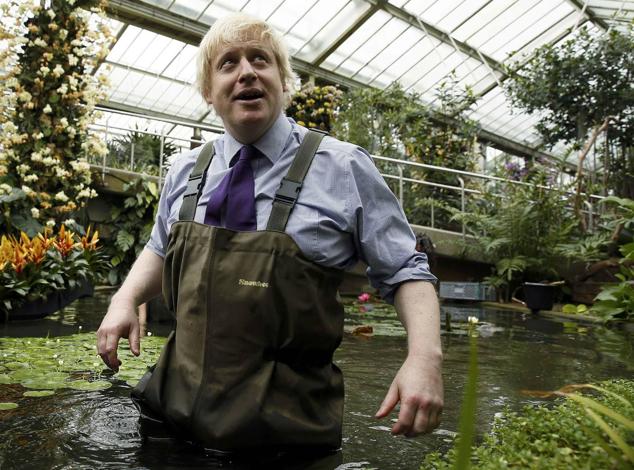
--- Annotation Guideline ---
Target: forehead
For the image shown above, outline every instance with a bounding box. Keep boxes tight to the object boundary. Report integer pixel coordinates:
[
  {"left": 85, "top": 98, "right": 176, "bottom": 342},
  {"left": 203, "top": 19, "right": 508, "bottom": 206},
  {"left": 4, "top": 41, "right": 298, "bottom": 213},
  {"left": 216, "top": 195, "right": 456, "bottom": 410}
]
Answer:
[{"left": 213, "top": 40, "right": 276, "bottom": 62}]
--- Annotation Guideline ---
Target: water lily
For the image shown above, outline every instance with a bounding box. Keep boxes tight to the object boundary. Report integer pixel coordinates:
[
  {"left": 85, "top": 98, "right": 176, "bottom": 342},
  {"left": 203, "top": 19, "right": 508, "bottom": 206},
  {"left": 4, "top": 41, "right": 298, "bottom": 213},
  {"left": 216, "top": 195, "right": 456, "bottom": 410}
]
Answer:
[
  {"left": 467, "top": 316, "right": 479, "bottom": 324},
  {"left": 358, "top": 292, "right": 371, "bottom": 303}
]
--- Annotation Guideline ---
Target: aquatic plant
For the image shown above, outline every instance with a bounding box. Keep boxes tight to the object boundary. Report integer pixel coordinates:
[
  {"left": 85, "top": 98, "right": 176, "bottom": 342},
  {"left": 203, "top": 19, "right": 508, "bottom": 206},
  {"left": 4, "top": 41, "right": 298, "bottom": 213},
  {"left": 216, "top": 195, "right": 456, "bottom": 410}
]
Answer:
[
  {"left": 451, "top": 322, "right": 479, "bottom": 470},
  {"left": 0, "top": 226, "right": 107, "bottom": 315},
  {"left": 421, "top": 379, "right": 634, "bottom": 469},
  {"left": 0, "top": 332, "right": 167, "bottom": 409}
]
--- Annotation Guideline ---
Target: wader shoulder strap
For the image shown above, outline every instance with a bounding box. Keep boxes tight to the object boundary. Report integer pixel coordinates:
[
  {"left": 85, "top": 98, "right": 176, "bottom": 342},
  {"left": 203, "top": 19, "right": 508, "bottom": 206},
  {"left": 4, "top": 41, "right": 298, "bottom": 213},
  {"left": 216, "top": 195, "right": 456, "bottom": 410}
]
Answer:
[
  {"left": 178, "top": 141, "right": 216, "bottom": 221},
  {"left": 266, "top": 130, "right": 326, "bottom": 232}
]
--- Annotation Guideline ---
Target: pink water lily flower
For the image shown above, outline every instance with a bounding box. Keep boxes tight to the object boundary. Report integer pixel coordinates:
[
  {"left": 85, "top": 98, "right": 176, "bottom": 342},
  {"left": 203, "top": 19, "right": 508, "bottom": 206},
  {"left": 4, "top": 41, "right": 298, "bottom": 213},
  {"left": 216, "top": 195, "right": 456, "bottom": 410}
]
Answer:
[{"left": 357, "top": 292, "right": 370, "bottom": 303}]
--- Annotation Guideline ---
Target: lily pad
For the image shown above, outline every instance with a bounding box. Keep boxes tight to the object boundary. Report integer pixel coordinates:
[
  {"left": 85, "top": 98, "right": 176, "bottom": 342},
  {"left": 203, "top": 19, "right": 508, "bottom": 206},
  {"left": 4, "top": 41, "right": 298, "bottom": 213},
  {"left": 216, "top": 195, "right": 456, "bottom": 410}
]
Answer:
[
  {"left": 23, "top": 390, "right": 56, "bottom": 397},
  {"left": 68, "top": 380, "right": 112, "bottom": 391},
  {"left": 4, "top": 361, "right": 28, "bottom": 370},
  {"left": 20, "top": 372, "right": 70, "bottom": 389},
  {"left": 0, "top": 402, "right": 18, "bottom": 410},
  {"left": 0, "top": 333, "right": 166, "bottom": 393}
]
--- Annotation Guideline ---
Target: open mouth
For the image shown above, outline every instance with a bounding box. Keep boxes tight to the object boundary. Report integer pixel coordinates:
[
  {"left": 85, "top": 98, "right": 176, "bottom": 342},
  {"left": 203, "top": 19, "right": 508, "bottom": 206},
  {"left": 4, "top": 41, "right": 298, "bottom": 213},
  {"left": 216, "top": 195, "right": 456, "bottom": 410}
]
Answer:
[{"left": 234, "top": 89, "right": 265, "bottom": 101}]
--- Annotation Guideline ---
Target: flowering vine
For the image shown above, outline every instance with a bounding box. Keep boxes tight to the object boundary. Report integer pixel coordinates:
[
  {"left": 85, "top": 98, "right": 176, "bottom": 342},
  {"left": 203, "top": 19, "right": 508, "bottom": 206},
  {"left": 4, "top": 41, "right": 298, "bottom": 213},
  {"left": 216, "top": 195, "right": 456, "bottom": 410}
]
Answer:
[{"left": 0, "top": 0, "right": 113, "bottom": 235}]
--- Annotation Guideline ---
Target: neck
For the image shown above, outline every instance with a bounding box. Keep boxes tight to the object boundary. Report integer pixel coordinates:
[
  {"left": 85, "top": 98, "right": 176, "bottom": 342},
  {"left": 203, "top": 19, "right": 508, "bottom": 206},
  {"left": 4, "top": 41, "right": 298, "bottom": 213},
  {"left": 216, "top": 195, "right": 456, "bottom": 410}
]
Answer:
[{"left": 225, "top": 116, "right": 281, "bottom": 145}]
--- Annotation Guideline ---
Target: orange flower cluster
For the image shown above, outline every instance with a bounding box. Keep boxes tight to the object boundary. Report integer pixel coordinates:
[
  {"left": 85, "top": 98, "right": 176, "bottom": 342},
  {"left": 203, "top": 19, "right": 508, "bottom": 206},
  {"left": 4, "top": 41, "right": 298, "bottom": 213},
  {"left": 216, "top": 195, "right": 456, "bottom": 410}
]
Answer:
[
  {"left": 0, "top": 226, "right": 100, "bottom": 273},
  {"left": 52, "top": 225, "right": 78, "bottom": 258}
]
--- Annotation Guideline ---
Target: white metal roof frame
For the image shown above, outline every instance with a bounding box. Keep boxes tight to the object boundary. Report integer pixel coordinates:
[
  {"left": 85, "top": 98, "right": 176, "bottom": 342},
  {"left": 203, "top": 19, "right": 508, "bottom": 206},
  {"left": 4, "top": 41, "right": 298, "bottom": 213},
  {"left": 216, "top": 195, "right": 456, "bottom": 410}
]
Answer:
[{"left": 95, "top": 0, "right": 634, "bottom": 164}]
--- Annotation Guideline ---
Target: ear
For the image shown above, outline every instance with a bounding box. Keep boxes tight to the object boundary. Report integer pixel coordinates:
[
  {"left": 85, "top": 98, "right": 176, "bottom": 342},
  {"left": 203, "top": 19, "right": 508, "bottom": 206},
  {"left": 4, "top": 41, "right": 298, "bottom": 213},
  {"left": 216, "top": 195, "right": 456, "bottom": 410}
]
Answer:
[{"left": 203, "top": 89, "right": 213, "bottom": 105}]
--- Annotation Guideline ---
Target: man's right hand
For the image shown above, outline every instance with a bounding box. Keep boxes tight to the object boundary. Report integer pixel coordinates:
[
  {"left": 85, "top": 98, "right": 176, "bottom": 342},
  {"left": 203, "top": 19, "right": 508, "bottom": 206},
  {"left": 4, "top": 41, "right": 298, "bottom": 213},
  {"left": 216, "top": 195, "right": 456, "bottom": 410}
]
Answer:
[
  {"left": 95, "top": 248, "right": 164, "bottom": 372},
  {"left": 96, "top": 299, "right": 141, "bottom": 372}
]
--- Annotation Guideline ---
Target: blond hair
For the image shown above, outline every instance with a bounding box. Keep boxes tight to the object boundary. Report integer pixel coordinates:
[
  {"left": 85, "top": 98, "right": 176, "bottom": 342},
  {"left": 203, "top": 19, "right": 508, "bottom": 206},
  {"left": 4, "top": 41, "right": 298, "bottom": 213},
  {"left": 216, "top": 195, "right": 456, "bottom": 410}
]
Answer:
[{"left": 196, "top": 13, "right": 297, "bottom": 106}]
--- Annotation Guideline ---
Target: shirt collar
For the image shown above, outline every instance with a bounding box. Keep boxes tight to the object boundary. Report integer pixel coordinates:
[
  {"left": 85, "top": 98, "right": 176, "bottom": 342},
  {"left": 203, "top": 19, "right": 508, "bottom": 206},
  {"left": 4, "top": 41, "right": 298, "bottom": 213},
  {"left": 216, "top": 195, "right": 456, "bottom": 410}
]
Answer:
[{"left": 220, "top": 114, "right": 292, "bottom": 166}]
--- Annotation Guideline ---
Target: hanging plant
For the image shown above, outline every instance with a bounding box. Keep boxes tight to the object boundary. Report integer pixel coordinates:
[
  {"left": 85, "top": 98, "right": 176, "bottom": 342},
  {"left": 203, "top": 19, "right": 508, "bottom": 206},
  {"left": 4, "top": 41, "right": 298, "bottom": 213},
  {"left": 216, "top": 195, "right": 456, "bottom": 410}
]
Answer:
[
  {"left": 0, "top": 0, "right": 113, "bottom": 236},
  {"left": 286, "top": 82, "right": 342, "bottom": 132}
]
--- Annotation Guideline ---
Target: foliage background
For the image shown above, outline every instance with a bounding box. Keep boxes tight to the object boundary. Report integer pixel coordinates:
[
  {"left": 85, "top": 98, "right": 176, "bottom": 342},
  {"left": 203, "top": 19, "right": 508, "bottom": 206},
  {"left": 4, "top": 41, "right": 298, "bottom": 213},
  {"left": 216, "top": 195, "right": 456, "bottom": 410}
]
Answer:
[
  {"left": 505, "top": 25, "right": 634, "bottom": 199},
  {"left": 331, "top": 80, "right": 480, "bottom": 229}
]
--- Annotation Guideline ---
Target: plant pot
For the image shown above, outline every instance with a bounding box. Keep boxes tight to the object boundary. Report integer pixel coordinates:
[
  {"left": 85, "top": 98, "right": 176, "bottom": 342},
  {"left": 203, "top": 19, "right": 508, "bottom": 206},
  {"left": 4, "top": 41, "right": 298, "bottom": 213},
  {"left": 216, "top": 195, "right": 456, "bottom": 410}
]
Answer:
[
  {"left": 523, "top": 282, "right": 555, "bottom": 314},
  {"left": 5, "top": 280, "right": 94, "bottom": 321}
]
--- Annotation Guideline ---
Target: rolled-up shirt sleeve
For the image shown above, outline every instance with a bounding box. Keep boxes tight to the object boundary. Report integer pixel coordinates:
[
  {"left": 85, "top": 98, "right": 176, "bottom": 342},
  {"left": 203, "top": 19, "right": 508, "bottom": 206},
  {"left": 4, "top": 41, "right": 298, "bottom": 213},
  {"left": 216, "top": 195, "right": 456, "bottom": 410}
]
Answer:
[
  {"left": 347, "top": 149, "right": 437, "bottom": 304},
  {"left": 145, "top": 164, "right": 176, "bottom": 259}
]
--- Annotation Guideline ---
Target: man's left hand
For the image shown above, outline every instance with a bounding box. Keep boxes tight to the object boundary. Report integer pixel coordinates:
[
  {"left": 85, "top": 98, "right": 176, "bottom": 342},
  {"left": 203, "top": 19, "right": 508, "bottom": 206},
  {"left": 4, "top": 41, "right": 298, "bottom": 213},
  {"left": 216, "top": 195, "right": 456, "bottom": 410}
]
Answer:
[{"left": 375, "top": 353, "right": 443, "bottom": 437}]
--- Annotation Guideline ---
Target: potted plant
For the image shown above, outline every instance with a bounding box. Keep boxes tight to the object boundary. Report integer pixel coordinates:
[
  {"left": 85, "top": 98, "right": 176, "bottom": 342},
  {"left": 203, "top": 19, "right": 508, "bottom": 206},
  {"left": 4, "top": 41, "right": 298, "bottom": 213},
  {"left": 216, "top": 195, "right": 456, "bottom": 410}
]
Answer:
[{"left": 0, "top": 225, "right": 107, "bottom": 320}]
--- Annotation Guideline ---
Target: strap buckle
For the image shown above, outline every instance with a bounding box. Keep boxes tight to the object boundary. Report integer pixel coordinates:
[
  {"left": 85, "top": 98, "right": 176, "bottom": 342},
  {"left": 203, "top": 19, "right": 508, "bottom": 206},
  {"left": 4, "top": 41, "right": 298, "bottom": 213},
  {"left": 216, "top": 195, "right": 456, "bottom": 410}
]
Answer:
[
  {"left": 307, "top": 127, "right": 329, "bottom": 136},
  {"left": 183, "top": 174, "right": 204, "bottom": 199},
  {"left": 274, "top": 178, "right": 302, "bottom": 206}
]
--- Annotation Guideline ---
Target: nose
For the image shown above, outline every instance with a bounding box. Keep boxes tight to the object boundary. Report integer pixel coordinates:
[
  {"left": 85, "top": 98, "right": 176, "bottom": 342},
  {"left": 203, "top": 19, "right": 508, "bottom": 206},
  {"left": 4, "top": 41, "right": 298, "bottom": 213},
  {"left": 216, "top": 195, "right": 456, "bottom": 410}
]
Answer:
[{"left": 238, "top": 58, "right": 257, "bottom": 82}]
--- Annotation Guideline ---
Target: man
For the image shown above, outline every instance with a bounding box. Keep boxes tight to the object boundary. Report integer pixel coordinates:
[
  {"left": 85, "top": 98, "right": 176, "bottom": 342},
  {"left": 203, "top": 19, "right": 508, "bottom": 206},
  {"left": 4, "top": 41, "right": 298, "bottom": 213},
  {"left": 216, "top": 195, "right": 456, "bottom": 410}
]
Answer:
[{"left": 97, "top": 12, "right": 442, "bottom": 455}]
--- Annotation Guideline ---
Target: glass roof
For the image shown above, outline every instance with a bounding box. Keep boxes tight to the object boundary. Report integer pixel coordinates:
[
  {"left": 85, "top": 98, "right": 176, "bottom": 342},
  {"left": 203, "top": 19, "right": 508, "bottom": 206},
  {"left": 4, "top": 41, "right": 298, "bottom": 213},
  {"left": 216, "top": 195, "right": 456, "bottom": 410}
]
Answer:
[{"left": 93, "top": 0, "right": 633, "bottom": 166}]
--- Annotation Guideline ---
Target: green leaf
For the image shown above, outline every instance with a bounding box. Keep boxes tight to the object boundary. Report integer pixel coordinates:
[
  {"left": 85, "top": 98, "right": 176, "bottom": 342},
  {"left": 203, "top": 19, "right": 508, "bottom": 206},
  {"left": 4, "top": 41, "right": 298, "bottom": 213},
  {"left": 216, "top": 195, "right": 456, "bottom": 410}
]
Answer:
[
  {"left": 453, "top": 332, "right": 478, "bottom": 470},
  {"left": 115, "top": 230, "right": 135, "bottom": 252},
  {"left": 68, "top": 380, "right": 112, "bottom": 391},
  {"left": 23, "top": 390, "right": 55, "bottom": 397}
]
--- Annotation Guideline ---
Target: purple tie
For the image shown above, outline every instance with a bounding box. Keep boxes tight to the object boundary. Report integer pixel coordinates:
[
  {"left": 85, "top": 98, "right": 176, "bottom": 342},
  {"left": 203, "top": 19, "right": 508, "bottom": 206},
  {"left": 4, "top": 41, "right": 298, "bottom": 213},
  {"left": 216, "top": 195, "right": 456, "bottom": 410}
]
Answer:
[{"left": 204, "top": 145, "right": 257, "bottom": 230}]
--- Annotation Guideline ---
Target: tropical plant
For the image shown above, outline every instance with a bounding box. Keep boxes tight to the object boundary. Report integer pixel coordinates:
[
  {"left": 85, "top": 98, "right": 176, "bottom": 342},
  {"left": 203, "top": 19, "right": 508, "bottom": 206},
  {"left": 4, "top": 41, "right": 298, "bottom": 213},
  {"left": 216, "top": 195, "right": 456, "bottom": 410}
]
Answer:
[
  {"left": 453, "top": 162, "right": 577, "bottom": 301},
  {"left": 106, "top": 127, "right": 178, "bottom": 175},
  {"left": 286, "top": 82, "right": 342, "bottom": 132},
  {"left": 505, "top": 25, "right": 634, "bottom": 198},
  {"left": 0, "top": 225, "right": 107, "bottom": 315},
  {"left": 0, "top": 0, "right": 113, "bottom": 236},
  {"left": 589, "top": 197, "right": 634, "bottom": 321},
  {"left": 103, "top": 177, "right": 160, "bottom": 285}
]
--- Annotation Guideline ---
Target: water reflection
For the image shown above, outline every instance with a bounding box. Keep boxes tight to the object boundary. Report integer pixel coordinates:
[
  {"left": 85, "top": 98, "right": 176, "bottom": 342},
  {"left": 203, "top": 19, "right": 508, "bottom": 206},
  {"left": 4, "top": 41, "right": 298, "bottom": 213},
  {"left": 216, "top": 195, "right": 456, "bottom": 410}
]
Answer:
[{"left": 0, "top": 293, "right": 632, "bottom": 469}]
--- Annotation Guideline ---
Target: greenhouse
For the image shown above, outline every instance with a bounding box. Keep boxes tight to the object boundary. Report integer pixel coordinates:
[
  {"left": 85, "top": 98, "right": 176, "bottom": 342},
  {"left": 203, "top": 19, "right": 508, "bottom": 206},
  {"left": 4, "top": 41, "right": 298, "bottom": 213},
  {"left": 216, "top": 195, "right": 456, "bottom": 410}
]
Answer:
[{"left": 0, "top": 0, "right": 633, "bottom": 468}]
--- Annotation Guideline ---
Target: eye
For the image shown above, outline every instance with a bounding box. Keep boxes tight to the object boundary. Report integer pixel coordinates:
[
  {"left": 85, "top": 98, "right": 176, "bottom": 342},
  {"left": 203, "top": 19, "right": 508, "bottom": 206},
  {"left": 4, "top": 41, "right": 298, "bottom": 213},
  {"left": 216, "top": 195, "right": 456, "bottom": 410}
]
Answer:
[
  {"left": 218, "top": 57, "right": 235, "bottom": 70},
  {"left": 252, "top": 53, "right": 269, "bottom": 64}
]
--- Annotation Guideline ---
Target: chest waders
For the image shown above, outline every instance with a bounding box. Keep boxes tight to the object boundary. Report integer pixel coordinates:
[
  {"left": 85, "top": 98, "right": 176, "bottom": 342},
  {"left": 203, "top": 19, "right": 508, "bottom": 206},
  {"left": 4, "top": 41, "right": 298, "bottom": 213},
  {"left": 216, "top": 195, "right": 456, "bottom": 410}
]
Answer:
[{"left": 131, "top": 131, "right": 345, "bottom": 453}]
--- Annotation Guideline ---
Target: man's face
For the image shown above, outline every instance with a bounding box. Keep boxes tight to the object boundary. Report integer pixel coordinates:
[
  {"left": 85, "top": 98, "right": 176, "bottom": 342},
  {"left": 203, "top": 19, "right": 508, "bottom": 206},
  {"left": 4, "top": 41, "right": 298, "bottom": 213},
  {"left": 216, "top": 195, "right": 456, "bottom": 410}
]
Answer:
[{"left": 207, "top": 41, "right": 286, "bottom": 143}]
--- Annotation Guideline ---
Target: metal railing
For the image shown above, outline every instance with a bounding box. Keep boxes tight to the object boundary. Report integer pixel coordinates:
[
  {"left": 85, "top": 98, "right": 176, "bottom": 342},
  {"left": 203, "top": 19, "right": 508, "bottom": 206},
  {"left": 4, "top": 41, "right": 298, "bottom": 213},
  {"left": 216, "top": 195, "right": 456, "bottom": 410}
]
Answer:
[{"left": 87, "top": 109, "right": 605, "bottom": 236}]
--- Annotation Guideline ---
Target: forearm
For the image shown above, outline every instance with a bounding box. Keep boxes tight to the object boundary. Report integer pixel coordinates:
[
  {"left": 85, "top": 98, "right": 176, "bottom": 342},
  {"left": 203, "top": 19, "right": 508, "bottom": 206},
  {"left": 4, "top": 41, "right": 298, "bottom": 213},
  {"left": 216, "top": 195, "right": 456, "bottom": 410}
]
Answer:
[
  {"left": 394, "top": 280, "right": 442, "bottom": 361},
  {"left": 110, "top": 248, "right": 164, "bottom": 308}
]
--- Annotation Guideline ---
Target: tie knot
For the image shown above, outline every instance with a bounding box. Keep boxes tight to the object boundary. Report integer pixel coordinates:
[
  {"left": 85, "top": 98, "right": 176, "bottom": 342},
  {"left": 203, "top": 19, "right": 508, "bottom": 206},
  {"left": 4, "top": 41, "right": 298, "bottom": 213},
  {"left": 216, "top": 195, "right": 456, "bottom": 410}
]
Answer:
[{"left": 238, "top": 145, "right": 258, "bottom": 162}]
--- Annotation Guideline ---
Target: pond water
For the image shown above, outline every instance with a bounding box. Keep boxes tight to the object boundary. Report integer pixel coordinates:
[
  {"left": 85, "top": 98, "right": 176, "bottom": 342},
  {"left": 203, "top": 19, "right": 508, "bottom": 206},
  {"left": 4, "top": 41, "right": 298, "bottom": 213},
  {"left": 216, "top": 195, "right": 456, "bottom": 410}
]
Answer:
[{"left": 0, "top": 293, "right": 633, "bottom": 470}]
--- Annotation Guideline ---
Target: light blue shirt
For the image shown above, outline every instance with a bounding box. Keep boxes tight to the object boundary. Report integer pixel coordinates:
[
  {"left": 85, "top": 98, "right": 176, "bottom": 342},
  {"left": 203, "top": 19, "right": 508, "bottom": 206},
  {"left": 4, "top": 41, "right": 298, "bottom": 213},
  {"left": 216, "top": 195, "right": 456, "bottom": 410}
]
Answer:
[{"left": 147, "top": 114, "right": 436, "bottom": 303}]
